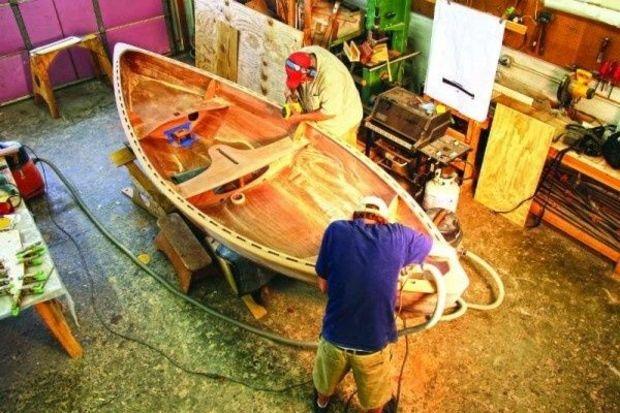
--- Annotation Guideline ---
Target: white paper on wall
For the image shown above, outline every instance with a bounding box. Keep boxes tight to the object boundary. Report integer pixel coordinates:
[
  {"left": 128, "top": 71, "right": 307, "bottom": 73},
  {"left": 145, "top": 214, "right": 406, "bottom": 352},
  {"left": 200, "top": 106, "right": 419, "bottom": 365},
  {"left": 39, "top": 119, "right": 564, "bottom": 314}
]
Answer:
[{"left": 424, "top": 0, "right": 505, "bottom": 122}]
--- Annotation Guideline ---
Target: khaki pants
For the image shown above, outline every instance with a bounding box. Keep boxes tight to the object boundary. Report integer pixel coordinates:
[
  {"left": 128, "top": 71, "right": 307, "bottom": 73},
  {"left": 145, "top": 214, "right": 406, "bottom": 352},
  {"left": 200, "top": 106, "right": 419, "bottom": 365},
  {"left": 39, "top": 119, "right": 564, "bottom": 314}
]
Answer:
[{"left": 312, "top": 338, "right": 393, "bottom": 410}]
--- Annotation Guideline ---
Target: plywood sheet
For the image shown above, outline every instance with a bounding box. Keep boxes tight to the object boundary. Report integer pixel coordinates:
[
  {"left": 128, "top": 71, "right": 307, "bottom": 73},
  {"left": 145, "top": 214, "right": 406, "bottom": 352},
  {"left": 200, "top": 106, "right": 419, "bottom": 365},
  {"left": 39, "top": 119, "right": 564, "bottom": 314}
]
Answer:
[
  {"left": 475, "top": 103, "right": 558, "bottom": 226},
  {"left": 195, "top": 0, "right": 303, "bottom": 104},
  {"left": 215, "top": 20, "right": 238, "bottom": 82}
]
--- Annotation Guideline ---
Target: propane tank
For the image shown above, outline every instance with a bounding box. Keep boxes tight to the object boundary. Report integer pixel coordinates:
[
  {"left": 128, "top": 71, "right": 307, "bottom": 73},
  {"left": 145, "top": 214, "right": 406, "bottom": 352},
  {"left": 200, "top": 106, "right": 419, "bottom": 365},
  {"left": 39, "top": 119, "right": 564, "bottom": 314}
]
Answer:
[{"left": 423, "top": 167, "right": 460, "bottom": 213}]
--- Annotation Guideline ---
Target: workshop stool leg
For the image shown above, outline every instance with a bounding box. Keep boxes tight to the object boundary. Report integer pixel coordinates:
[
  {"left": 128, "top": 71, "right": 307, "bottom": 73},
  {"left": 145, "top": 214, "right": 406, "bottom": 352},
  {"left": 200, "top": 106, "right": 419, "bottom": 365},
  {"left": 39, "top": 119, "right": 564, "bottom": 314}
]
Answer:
[
  {"left": 84, "top": 36, "right": 113, "bottom": 84},
  {"left": 30, "top": 53, "right": 60, "bottom": 118}
]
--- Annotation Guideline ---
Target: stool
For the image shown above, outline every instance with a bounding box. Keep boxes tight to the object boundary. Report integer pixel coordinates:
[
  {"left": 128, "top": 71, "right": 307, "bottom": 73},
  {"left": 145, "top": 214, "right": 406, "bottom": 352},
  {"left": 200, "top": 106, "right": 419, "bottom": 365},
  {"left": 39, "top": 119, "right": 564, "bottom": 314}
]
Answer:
[
  {"left": 29, "top": 34, "right": 112, "bottom": 118},
  {"left": 155, "top": 213, "right": 212, "bottom": 293}
]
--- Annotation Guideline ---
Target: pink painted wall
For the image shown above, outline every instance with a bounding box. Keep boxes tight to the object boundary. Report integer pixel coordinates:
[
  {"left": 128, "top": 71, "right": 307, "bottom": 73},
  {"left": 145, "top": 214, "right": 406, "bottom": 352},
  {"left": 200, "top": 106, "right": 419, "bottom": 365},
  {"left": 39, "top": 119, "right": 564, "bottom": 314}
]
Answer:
[
  {"left": 0, "top": 7, "right": 24, "bottom": 55},
  {"left": 0, "top": 53, "right": 31, "bottom": 103},
  {"left": 98, "top": 0, "right": 163, "bottom": 28},
  {"left": 0, "top": 0, "right": 171, "bottom": 105}
]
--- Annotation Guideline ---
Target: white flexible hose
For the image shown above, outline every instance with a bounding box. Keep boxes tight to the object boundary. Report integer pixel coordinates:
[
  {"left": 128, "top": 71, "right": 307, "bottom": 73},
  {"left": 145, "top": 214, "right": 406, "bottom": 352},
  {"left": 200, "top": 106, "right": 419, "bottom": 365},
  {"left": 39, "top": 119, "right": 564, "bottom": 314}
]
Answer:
[
  {"left": 440, "top": 297, "right": 468, "bottom": 321},
  {"left": 459, "top": 249, "right": 505, "bottom": 311},
  {"left": 397, "top": 262, "right": 447, "bottom": 337},
  {"left": 421, "top": 263, "right": 447, "bottom": 329}
]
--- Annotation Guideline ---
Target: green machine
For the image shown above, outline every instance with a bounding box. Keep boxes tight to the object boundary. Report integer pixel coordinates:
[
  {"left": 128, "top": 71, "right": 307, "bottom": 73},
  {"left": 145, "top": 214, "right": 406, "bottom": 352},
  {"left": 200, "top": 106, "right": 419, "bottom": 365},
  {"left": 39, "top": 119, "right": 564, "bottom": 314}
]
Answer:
[{"left": 358, "top": 0, "right": 415, "bottom": 107}]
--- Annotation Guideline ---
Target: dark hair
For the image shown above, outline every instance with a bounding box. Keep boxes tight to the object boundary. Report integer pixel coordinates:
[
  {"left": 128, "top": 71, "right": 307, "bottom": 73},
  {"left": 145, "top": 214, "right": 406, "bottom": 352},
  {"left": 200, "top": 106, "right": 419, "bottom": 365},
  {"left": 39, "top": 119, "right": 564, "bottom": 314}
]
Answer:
[{"left": 352, "top": 211, "right": 388, "bottom": 224}]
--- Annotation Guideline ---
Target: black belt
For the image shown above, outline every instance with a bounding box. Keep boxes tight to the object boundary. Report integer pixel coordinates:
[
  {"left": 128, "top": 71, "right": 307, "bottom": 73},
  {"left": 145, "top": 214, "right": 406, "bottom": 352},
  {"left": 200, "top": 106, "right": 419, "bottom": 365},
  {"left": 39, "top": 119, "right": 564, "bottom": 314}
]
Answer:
[{"left": 332, "top": 342, "right": 383, "bottom": 355}]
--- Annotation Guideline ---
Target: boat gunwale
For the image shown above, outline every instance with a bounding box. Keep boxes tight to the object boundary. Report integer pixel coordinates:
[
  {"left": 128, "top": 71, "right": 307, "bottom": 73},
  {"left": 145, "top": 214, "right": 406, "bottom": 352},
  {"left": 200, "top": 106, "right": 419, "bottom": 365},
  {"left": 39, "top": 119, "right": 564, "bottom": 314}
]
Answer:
[{"left": 112, "top": 43, "right": 447, "bottom": 281}]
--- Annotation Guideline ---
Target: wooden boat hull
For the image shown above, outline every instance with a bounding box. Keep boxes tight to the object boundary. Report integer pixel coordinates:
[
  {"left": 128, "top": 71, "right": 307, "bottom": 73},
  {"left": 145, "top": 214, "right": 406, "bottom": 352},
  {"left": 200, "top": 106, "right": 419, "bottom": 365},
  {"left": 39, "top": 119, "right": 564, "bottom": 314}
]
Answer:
[{"left": 112, "top": 44, "right": 468, "bottom": 304}]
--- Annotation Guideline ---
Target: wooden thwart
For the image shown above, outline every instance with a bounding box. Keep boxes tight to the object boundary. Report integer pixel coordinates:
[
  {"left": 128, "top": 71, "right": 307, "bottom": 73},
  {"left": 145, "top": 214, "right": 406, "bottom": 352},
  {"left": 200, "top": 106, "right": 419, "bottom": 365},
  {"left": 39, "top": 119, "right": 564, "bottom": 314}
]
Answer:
[{"left": 177, "top": 137, "right": 309, "bottom": 198}]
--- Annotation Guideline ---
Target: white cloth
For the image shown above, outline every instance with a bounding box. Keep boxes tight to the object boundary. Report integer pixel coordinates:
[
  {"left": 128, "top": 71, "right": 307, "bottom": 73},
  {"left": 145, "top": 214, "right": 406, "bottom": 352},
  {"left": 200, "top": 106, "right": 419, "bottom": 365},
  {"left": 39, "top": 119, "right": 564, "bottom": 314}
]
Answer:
[
  {"left": 297, "top": 46, "right": 363, "bottom": 140},
  {"left": 425, "top": 0, "right": 505, "bottom": 122}
]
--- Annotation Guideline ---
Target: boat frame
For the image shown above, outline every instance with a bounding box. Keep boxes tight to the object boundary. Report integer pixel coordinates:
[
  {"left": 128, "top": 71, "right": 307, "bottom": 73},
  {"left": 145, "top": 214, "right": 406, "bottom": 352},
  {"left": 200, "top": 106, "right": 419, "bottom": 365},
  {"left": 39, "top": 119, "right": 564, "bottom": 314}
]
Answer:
[{"left": 112, "top": 43, "right": 448, "bottom": 283}]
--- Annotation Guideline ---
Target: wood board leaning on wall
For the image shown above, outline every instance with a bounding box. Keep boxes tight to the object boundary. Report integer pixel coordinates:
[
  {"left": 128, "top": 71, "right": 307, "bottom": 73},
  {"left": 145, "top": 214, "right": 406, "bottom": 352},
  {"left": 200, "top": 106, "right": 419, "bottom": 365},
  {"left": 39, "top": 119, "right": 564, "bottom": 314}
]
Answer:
[{"left": 474, "top": 102, "right": 559, "bottom": 227}]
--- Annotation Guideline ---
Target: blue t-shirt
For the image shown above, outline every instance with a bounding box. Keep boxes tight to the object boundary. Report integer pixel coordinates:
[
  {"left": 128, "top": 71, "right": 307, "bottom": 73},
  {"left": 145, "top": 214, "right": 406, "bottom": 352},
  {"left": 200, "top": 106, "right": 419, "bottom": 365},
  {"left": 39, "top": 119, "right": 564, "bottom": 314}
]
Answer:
[{"left": 315, "top": 219, "right": 432, "bottom": 351}]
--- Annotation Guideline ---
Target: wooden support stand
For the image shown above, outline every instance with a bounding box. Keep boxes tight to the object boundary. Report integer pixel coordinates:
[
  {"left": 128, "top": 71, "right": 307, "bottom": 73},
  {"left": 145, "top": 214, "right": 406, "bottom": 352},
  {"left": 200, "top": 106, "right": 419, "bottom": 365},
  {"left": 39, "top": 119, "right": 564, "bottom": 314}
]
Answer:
[
  {"left": 34, "top": 299, "right": 83, "bottom": 358},
  {"left": 110, "top": 146, "right": 176, "bottom": 217},
  {"left": 29, "top": 34, "right": 112, "bottom": 118},
  {"left": 155, "top": 213, "right": 212, "bottom": 293},
  {"left": 110, "top": 147, "right": 270, "bottom": 317}
]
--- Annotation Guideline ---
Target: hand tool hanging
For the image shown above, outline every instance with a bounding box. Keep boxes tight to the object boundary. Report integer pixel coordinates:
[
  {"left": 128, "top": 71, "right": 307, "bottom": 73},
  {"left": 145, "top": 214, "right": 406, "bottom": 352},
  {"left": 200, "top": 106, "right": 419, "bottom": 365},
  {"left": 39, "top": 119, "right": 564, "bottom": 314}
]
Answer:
[{"left": 530, "top": 10, "right": 553, "bottom": 55}]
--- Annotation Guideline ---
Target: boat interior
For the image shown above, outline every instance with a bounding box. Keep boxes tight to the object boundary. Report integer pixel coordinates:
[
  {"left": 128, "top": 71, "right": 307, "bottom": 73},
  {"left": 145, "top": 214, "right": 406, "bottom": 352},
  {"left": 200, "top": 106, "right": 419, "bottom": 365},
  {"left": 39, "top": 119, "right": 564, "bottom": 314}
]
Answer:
[{"left": 118, "top": 50, "right": 433, "bottom": 260}]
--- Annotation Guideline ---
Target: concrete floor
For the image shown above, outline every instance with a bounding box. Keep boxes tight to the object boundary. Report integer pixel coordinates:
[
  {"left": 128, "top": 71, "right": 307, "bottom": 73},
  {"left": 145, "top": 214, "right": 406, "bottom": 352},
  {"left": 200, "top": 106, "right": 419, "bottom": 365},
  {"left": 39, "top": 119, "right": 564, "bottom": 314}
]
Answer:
[{"left": 0, "top": 80, "right": 618, "bottom": 413}]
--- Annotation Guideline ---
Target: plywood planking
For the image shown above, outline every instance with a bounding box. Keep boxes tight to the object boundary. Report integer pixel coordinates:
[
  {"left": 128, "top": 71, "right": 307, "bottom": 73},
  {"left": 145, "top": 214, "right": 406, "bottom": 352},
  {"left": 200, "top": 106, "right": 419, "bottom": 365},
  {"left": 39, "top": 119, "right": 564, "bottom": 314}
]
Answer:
[
  {"left": 195, "top": 0, "right": 303, "bottom": 104},
  {"left": 215, "top": 20, "right": 239, "bottom": 82},
  {"left": 475, "top": 103, "right": 558, "bottom": 227}
]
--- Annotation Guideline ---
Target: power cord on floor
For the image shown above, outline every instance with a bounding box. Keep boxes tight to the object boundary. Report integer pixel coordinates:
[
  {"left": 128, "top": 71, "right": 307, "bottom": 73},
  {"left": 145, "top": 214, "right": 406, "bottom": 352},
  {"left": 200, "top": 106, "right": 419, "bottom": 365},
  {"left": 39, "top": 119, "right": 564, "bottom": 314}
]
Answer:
[{"left": 25, "top": 147, "right": 313, "bottom": 394}]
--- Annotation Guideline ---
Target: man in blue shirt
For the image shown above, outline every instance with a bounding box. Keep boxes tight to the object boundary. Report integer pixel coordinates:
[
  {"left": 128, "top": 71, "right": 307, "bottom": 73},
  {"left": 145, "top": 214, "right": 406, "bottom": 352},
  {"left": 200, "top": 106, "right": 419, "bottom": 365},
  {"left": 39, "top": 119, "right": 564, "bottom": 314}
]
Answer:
[{"left": 312, "top": 196, "right": 433, "bottom": 413}]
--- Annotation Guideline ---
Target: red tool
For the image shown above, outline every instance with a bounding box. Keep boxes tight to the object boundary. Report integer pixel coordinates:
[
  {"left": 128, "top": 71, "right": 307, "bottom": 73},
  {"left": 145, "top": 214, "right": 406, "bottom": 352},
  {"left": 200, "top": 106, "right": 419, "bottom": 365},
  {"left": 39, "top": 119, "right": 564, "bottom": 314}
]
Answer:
[
  {"left": 608, "top": 62, "right": 620, "bottom": 98},
  {"left": 596, "top": 60, "right": 614, "bottom": 92},
  {"left": 0, "top": 142, "right": 44, "bottom": 200}
]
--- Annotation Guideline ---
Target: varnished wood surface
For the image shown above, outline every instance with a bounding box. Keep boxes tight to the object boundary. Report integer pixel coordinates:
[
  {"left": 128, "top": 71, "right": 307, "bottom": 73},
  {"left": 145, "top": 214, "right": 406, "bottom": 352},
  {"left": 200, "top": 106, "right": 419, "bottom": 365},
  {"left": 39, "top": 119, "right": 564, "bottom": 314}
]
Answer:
[
  {"left": 475, "top": 103, "right": 557, "bottom": 226},
  {"left": 118, "top": 47, "right": 429, "bottom": 260},
  {"left": 114, "top": 44, "right": 460, "bottom": 282}
]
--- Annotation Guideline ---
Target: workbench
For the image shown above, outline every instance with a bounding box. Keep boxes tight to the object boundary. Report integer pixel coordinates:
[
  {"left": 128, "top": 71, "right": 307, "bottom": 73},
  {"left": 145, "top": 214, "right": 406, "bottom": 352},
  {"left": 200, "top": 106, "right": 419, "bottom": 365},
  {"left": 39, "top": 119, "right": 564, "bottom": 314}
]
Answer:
[
  {"left": 478, "top": 96, "right": 620, "bottom": 277},
  {"left": 531, "top": 141, "right": 620, "bottom": 276},
  {"left": 0, "top": 158, "right": 82, "bottom": 358}
]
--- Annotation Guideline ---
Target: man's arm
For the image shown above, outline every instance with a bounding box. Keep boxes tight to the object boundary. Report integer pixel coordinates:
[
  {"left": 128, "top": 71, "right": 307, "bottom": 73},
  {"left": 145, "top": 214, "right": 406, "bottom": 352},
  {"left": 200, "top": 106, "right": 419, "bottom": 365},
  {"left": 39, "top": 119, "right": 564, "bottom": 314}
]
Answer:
[
  {"left": 403, "top": 227, "right": 433, "bottom": 265},
  {"left": 286, "top": 110, "right": 335, "bottom": 125},
  {"left": 315, "top": 224, "right": 334, "bottom": 293}
]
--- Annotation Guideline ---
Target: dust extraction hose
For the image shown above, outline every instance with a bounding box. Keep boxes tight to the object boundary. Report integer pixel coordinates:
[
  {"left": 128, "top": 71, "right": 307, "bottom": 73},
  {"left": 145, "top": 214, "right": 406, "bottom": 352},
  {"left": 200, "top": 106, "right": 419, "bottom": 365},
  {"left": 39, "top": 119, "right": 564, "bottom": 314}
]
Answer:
[
  {"left": 459, "top": 249, "right": 505, "bottom": 311},
  {"left": 36, "top": 158, "right": 501, "bottom": 350},
  {"left": 37, "top": 158, "right": 319, "bottom": 349}
]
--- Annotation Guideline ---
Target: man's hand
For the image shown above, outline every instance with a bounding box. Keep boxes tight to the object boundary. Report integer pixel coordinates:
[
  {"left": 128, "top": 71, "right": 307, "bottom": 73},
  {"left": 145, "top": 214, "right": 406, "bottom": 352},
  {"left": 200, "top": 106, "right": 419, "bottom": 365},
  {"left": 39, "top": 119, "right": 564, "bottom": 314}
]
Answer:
[
  {"left": 317, "top": 276, "right": 328, "bottom": 294},
  {"left": 285, "top": 110, "right": 334, "bottom": 128}
]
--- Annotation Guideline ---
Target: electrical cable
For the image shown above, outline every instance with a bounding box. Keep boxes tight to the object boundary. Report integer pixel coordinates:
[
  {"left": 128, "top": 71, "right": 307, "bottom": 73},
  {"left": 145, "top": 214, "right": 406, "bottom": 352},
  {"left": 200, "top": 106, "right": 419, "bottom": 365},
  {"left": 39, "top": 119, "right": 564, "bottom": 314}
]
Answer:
[
  {"left": 395, "top": 319, "right": 409, "bottom": 412},
  {"left": 33, "top": 155, "right": 313, "bottom": 393},
  {"left": 26, "top": 156, "right": 505, "bottom": 409},
  {"left": 35, "top": 157, "right": 320, "bottom": 350}
]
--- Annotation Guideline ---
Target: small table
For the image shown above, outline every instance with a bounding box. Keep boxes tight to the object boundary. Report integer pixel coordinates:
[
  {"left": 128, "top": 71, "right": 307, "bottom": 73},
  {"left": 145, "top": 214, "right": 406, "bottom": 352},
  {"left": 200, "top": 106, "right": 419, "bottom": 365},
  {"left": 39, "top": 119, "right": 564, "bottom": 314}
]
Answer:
[{"left": 0, "top": 158, "right": 82, "bottom": 358}]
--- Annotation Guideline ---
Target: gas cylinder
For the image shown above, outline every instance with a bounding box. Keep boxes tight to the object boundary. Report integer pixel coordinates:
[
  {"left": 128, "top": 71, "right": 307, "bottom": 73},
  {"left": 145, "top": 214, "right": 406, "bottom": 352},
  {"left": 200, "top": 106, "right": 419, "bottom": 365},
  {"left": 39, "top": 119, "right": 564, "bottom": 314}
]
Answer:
[{"left": 423, "top": 167, "right": 460, "bottom": 213}]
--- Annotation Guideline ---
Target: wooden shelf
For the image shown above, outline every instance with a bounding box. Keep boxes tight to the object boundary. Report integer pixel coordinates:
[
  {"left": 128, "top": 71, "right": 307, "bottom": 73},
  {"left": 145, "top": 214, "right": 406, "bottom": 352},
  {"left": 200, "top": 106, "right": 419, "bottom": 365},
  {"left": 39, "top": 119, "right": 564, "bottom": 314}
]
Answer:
[
  {"left": 548, "top": 142, "right": 620, "bottom": 192},
  {"left": 530, "top": 201, "right": 619, "bottom": 263},
  {"left": 532, "top": 145, "right": 620, "bottom": 276}
]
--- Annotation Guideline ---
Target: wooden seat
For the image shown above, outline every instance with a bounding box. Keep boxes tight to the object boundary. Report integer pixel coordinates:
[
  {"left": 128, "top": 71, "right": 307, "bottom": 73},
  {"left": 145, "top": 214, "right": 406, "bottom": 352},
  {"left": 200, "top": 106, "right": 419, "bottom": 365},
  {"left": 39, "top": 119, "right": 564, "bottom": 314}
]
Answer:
[
  {"left": 29, "top": 34, "right": 112, "bottom": 118},
  {"left": 155, "top": 213, "right": 213, "bottom": 293},
  {"left": 176, "top": 137, "right": 309, "bottom": 198}
]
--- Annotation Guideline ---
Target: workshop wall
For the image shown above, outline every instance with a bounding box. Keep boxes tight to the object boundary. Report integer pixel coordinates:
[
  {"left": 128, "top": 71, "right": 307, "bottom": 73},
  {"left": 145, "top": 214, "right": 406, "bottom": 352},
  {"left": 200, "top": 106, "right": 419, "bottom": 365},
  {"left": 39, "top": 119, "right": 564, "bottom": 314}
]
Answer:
[
  {"left": 413, "top": 0, "right": 620, "bottom": 72},
  {"left": 350, "top": 0, "right": 619, "bottom": 124},
  {"left": 0, "top": 0, "right": 172, "bottom": 105}
]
